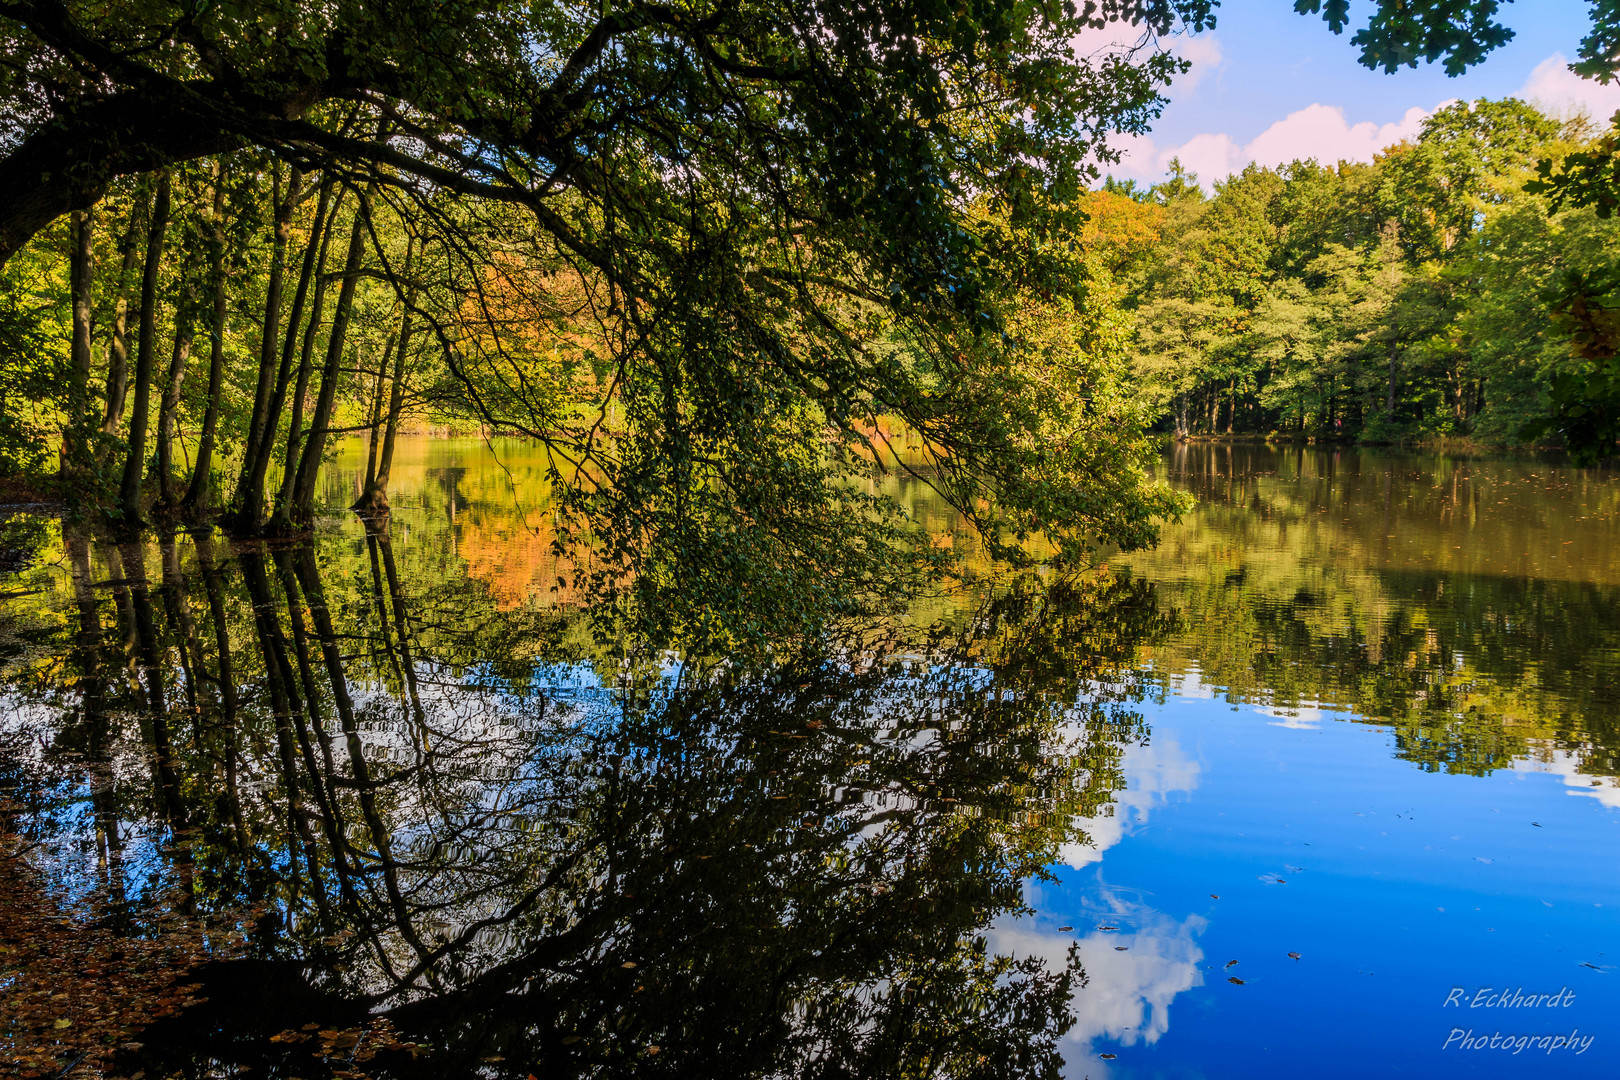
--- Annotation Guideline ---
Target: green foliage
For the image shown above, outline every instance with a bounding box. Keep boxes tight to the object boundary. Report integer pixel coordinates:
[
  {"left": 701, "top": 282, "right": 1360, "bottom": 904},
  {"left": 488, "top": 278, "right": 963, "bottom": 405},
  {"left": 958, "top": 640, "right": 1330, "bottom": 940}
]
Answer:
[
  {"left": 1119, "top": 97, "right": 1620, "bottom": 459},
  {"left": 1294, "top": 0, "right": 1515, "bottom": 76}
]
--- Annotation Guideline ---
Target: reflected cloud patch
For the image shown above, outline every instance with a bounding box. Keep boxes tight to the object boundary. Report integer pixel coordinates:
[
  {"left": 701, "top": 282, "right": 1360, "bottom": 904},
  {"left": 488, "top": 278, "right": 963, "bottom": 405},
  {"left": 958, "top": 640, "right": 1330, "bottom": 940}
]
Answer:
[{"left": 1059, "top": 733, "right": 1201, "bottom": 868}]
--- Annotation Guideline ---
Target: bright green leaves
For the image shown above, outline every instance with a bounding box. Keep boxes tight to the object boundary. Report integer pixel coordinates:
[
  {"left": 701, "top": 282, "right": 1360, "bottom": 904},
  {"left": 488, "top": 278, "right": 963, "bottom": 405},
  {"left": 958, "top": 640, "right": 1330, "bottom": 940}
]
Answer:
[{"left": 1294, "top": 0, "right": 1516, "bottom": 76}]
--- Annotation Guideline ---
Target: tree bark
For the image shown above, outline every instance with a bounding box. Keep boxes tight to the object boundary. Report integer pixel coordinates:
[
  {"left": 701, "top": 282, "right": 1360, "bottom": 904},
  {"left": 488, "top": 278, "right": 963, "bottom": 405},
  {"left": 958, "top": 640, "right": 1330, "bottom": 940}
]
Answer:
[
  {"left": 234, "top": 178, "right": 338, "bottom": 531},
  {"left": 355, "top": 238, "right": 418, "bottom": 514},
  {"left": 1385, "top": 341, "right": 1398, "bottom": 418},
  {"left": 267, "top": 191, "right": 345, "bottom": 531},
  {"left": 280, "top": 189, "right": 369, "bottom": 530},
  {"left": 99, "top": 198, "right": 145, "bottom": 446},
  {"left": 238, "top": 168, "right": 302, "bottom": 503},
  {"left": 117, "top": 172, "right": 171, "bottom": 527},
  {"left": 63, "top": 207, "right": 96, "bottom": 476},
  {"left": 155, "top": 306, "right": 195, "bottom": 509},
  {"left": 183, "top": 168, "right": 229, "bottom": 514}
]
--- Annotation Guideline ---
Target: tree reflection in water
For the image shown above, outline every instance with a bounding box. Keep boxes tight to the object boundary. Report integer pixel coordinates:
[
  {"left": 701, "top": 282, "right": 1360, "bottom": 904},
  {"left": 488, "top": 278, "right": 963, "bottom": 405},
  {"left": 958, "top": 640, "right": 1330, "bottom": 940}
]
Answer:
[{"left": 3, "top": 514, "right": 1172, "bottom": 1079}]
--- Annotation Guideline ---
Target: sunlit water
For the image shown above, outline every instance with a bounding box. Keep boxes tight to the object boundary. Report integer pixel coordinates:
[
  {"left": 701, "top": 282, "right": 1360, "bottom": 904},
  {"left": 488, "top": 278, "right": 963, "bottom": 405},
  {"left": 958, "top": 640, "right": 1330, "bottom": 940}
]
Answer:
[{"left": 1, "top": 439, "right": 1616, "bottom": 1078}]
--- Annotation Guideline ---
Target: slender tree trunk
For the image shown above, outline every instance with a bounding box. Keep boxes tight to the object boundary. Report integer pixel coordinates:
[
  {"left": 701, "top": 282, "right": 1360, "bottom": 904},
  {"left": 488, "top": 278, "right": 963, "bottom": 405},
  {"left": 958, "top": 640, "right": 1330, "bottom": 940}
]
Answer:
[
  {"left": 1385, "top": 341, "right": 1398, "bottom": 418},
  {"left": 356, "top": 240, "right": 418, "bottom": 513},
  {"left": 362, "top": 338, "right": 389, "bottom": 490},
  {"left": 238, "top": 167, "right": 302, "bottom": 499},
  {"left": 356, "top": 332, "right": 396, "bottom": 510},
  {"left": 235, "top": 179, "right": 339, "bottom": 531},
  {"left": 155, "top": 308, "right": 195, "bottom": 509},
  {"left": 184, "top": 169, "right": 228, "bottom": 514},
  {"left": 268, "top": 191, "right": 346, "bottom": 531},
  {"left": 281, "top": 189, "right": 368, "bottom": 530},
  {"left": 118, "top": 172, "right": 171, "bottom": 527},
  {"left": 99, "top": 197, "right": 145, "bottom": 447},
  {"left": 63, "top": 208, "right": 96, "bottom": 477}
]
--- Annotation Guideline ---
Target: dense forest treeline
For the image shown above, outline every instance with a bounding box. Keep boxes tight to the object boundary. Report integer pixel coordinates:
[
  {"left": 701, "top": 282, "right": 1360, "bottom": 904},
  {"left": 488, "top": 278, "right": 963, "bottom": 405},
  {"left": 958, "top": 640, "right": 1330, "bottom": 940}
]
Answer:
[{"left": 1089, "top": 96, "right": 1620, "bottom": 459}]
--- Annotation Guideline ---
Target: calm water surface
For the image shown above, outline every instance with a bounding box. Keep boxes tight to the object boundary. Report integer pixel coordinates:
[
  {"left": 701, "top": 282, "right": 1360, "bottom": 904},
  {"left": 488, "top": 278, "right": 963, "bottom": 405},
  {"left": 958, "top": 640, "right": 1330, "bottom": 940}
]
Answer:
[{"left": 1, "top": 440, "right": 1616, "bottom": 1078}]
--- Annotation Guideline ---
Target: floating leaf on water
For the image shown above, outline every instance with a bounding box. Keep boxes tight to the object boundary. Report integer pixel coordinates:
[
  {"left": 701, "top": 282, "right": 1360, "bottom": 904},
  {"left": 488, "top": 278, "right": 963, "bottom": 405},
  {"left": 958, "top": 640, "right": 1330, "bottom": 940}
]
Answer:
[
  {"left": 1099, "top": 1053, "right": 1117, "bottom": 1060},
  {"left": 1224, "top": 960, "right": 1238, "bottom": 968},
  {"left": 1210, "top": 894, "right": 1219, "bottom": 899},
  {"left": 1097, "top": 925, "right": 1118, "bottom": 931},
  {"left": 1228, "top": 976, "right": 1245, "bottom": 985},
  {"left": 621, "top": 961, "right": 638, "bottom": 969},
  {"left": 1115, "top": 946, "right": 1128, "bottom": 951},
  {"left": 1287, "top": 952, "right": 1301, "bottom": 960},
  {"left": 1057, "top": 925, "right": 1073, "bottom": 932}
]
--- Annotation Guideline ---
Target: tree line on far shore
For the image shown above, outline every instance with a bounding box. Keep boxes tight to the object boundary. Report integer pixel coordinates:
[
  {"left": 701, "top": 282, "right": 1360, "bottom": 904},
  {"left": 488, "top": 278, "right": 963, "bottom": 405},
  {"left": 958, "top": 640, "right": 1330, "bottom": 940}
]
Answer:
[{"left": 1095, "top": 97, "right": 1620, "bottom": 462}]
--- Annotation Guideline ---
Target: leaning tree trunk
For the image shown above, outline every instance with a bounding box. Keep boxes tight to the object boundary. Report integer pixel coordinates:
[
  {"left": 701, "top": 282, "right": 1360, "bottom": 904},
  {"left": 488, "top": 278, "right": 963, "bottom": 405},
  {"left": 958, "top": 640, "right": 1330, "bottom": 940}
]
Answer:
[
  {"left": 117, "top": 172, "right": 171, "bottom": 528},
  {"left": 278, "top": 189, "right": 368, "bottom": 531},
  {"left": 354, "top": 237, "right": 417, "bottom": 515},
  {"left": 234, "top": 177, "right": 338, "bottom": 531},
  {"left": 99, "top": 197, "right": 145, "bottom": 450},
  {"left": 154, "top": 302, "right": 195, "bottom": 509},
  {"left": 357, "top": 332, "right": 396, "bottom": 503},
  {"left": 183, "top": 167, "right": 228, "bottom": 515},
  {"left": 266, "top": 188, "right": 345, "bottom": 531},
  {"left": 237, "top": 167, "right": 301, "bottom": 499},
  {"left": 63, "top": 207, "right": 96, "bottom": 478}
]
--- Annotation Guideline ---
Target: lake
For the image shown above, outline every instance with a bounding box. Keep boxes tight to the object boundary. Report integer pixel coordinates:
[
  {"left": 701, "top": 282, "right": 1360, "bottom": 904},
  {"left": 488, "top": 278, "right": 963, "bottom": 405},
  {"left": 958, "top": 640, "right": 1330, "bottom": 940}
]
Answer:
[{"left": 1, "top": 439, "right": 1616, "bottom": 1078}]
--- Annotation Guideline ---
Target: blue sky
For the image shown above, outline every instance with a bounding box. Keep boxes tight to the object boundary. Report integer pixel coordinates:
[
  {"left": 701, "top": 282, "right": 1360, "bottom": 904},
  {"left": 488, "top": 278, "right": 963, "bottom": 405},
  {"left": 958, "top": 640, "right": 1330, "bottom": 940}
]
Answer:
[{"left": 1103, "top": 0, "right": 1620, "bottom": 188}]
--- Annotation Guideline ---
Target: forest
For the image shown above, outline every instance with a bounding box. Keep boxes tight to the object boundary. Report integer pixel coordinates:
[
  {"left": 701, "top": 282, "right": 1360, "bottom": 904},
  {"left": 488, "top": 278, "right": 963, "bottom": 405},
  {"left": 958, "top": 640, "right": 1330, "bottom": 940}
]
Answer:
[{"left": 1093, "top": 96, "right": 1620, "bottom": 455}]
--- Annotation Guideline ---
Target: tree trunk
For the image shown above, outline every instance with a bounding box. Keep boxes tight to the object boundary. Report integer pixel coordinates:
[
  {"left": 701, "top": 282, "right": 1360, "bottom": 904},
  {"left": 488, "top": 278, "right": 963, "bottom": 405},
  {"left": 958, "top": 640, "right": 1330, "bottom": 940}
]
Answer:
[
  {"left": 355, "top": 238, "right": 418, "bottom": 514},
  {"left": 155, "top": 307, "right": 195, "bottom": 509},
  {"left": 183, "top": 168, "right": 229, "bottom": 514},
  {"left": 99, "top": 198, "right": 145, "bottom": 447},
  {"left": 63, "top": 207, "right": 96, "bottom": 477},
  {"left": 234, "top": 178, "right": 339, "bottom": 531},
  {"left": 359, "top": 334, "right": 394, "bottom": 493},
  {"left": 280, "top": 189, "right": 369, "bottom": 530},
  {"left": 1385, "top": 341, "right": 1398, "bottom": 418},
  {"left": 238, "top": 167, "right": 302, "bottom": 505},
  {"left": 117, "top": 172, "right": 171, "bottom": 527}
]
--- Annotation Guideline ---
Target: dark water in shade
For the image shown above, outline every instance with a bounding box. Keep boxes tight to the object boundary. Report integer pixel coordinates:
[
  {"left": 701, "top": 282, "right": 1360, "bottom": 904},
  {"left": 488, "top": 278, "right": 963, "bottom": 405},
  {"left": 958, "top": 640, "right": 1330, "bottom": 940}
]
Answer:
[{"left": 1, "top": 439, "right": 1617, "bottom": 1078}]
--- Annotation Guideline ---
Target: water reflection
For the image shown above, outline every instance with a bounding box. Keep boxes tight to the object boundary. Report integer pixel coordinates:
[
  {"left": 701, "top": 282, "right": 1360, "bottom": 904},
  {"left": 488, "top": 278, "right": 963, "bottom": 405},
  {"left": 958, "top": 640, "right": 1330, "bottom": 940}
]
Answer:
[
  {"left": 2, "top": 517, "right": 1166, "bottom": 1078},
  {"left": 2, "top": 439, "right": 1619, "bottom": 1077}
]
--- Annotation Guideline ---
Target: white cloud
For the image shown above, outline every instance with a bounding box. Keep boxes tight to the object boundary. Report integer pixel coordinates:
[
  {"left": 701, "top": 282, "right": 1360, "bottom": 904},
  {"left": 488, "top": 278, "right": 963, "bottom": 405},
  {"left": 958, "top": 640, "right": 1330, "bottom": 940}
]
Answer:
[
  {"left": 1245, "top": 103, "right": 1430, "bottom": 170},
  {"left": 1512, "top": 749, "right": 1620, "bottom": 809},
  {"left": 1519, "top": 52, "right": 1620, "bottom": 123},
  {"left": 1169, "top": 33, "right": 1224, "bottom": 98},
  {"left": 1058, "top": 733, "right": 1201, "bottom": 868},
  {"left": 1160, "top": 131, "right": 1244, "bottom": 188},
  {"left": 1107, "top": 49, "right": 1620, "bottom": 192},
  {"left": 989, "top": 901, "right": 1208, "bottom": 1071},
  {"left": 1114, "top": 103, "right": 1432, "bottom": 191}
]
